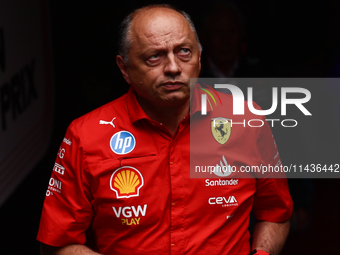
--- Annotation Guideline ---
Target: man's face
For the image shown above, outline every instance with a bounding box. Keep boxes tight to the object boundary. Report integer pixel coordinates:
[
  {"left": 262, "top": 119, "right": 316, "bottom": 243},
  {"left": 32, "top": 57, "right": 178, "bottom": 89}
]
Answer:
[{"left": 117, "top": 8, "right": 201, "bottom": 108}]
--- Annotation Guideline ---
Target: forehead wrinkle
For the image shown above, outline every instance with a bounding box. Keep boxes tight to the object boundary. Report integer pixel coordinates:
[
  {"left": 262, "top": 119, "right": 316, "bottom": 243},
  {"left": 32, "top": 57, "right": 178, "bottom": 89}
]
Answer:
[
  {"left": 133, "top": 31, "right": 186, "bottom": 55},
  {"left": 143, "top": 32, "right": 186, "bottom": 48},
  {"left": 141, "top": 23, "right": 185, "bottom": 41},
  {"left": 128, "top": 7, "right": 199, "bottom": 60}
]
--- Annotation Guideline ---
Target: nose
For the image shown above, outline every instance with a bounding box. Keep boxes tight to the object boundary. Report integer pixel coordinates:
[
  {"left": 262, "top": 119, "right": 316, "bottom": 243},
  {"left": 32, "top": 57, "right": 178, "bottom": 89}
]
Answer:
[{"left": 164, "top": 53, "right": 181, "bottom": 76}]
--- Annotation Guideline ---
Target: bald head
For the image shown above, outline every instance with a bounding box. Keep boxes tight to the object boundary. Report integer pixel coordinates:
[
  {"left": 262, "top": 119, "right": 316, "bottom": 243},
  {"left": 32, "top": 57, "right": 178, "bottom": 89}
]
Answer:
[
  {"left": 118, "top": 4, "right": 201, "bottom": 65},
  {"left": 115, "top": 4, "right": 201, "bottom": 112}
]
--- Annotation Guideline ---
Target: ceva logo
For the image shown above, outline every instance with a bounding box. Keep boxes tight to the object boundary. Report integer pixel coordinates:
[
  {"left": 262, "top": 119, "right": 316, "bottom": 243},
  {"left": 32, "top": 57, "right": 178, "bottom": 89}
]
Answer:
[{"left": 208, "top": 196, "right": 238, "bottom": 205}]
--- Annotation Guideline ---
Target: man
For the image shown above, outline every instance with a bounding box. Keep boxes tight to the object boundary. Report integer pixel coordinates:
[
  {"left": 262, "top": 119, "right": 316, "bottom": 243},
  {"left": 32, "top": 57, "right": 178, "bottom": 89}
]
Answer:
[{"left": 38, "top": 5, "right": 292, "bottom": 255}]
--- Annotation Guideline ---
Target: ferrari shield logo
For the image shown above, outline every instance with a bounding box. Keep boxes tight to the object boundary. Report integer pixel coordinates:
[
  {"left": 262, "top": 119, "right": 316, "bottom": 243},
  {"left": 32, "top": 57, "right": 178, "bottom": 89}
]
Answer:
[{"left": 211, "top": 117, "right": 231, "bottom": 145}]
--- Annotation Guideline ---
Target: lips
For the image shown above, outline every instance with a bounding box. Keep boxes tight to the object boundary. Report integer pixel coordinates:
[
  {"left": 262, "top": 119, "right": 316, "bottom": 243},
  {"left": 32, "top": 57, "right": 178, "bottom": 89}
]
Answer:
[{"left": 161, "top": 81, "right": 186, "bottom": 90}]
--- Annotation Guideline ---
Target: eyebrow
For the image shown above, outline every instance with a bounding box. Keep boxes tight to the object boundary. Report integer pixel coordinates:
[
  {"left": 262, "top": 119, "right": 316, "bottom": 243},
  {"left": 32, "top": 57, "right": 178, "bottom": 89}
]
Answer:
[{"left": 142, "top": 38, "right": 194, "bottom": 51}]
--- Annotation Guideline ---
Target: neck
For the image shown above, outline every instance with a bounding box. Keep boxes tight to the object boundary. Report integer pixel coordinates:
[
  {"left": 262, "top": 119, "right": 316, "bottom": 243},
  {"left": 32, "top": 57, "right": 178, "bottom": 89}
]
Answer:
[{"left": 137, "top": 96, "right": 189, "bottom": 134}]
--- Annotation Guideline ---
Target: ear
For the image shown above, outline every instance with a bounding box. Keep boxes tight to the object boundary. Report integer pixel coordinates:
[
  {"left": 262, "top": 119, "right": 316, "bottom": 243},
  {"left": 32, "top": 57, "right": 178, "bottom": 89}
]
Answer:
[{"left": 116, "top": 55, "right": 131, "bottom": 84}]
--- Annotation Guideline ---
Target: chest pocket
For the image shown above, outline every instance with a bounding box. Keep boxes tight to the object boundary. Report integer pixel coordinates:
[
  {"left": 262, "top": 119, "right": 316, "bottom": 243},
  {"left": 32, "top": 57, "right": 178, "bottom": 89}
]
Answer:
[
  {"left": 119, "top": 154, "right": 158, "bottom": 168},
  {"left": 110, "top": 154, "right": 159, "bottom": 199}
]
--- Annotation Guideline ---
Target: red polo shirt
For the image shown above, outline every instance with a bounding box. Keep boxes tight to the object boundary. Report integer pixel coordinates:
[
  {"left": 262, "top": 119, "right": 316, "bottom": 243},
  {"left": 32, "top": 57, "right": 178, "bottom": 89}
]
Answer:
[{"left": 37, "top": 86, "right": 292, "bottom": 254}]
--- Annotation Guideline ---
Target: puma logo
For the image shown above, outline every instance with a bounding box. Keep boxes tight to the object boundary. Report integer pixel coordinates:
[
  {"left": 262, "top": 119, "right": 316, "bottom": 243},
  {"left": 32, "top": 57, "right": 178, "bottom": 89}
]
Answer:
[{"left": 99, "top": 117, "right": 116, "bottom": 128}]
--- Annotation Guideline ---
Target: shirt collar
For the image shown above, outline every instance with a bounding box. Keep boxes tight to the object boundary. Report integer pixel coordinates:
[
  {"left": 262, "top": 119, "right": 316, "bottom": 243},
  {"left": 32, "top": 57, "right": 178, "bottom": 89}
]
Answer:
[{"left": 126, "top": 86, "right": 151, "bottom": 124}]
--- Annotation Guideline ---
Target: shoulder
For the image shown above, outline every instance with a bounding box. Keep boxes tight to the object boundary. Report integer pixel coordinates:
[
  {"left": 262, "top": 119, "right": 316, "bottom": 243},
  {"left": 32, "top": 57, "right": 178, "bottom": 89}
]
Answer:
[
  {"left": 64, "top": 94, "right": 128, "bottom": 145},
  {"left": 70, "top": 94, "right": 127, "bottom": 130}
]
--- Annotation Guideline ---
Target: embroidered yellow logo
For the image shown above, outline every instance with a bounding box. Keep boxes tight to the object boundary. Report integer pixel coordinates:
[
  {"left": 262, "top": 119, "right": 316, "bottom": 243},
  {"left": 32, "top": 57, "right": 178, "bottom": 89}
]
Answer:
[
  {"left": 211, "top": 117, "right": 231, "bottom": 145},
  {"left": 110, "top": 166, "right": 144, "bottom": 198}
]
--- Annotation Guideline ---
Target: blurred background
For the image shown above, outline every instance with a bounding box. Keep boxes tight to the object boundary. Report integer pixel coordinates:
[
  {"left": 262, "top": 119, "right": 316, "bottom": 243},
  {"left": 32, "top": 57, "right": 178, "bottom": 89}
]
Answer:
[{"left": 0, "top": 0, "right": 339, "bottom": 253}]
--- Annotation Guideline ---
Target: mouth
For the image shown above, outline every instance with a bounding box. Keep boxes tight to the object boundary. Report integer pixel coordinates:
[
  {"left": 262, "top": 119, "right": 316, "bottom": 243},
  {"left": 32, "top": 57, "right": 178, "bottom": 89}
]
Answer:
[{"left": 161, "top": 81, "right": 186, "bottom": 91}]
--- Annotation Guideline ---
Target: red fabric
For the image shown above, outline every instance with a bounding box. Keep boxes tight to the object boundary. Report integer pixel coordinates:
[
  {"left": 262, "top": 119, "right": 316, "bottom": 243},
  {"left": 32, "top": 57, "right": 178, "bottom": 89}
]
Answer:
[
  {"left": 253, "top": 249, "right": 271, "bottom": 255},
  {"left": 37, "top": 86, "right": 292, "bottom": 254}
]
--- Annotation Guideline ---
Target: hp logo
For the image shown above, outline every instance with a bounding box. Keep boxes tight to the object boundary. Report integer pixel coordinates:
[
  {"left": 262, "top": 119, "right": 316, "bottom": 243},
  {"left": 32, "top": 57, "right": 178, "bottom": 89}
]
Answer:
[{"left": 110, "top": 131, "right": 136, "bottom": 155}]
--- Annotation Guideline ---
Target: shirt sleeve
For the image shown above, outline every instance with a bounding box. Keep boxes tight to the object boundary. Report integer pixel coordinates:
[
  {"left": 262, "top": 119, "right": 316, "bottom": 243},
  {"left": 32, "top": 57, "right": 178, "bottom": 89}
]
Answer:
[
  {"left": 37, "top": 121, "right": 93, "bottom": 247},
  {"left": 252, "top": 115, "right": 293, "bottom": 222}
]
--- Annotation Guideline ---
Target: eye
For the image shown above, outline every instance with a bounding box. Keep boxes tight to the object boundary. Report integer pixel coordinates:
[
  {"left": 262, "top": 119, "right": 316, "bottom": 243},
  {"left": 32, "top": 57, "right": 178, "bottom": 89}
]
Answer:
[
  {"left": 146, "top": 53, "right": 162, "bottom": 66},
  {"left": 179, "top": 48, "right": 190, "bottom": 55},
  {"left": 148, "top": 54, "right": 159, "bottom": 60},
  {"left": 177, "top": 48, "right": 191, "bottom": 61}
]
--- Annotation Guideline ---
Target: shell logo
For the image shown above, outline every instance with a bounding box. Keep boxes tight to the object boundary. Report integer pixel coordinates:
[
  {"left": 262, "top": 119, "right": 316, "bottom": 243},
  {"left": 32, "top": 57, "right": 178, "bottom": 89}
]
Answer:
[{"left": 110, "top": 166, "right": 144, "bottom": 198}]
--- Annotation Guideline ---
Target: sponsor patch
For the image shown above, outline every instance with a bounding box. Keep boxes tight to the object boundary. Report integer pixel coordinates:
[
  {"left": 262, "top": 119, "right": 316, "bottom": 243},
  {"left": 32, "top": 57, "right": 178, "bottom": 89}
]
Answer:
[
  {"left": 112, "top": 204, "right": 147, "bottom": 226},
  {"left": 205, "top": 178, "right": 238, "bottom": 186},
  {"left": 214, "top": 155, "right": 233, "bottom": 177},
  {"left": 58, "top": 147, "right": 65, "bottom": 159},
  {"left": 53, "top": 162, "right": 65, "bottom": 175},
  {"left": 99, "top": 117, "right": 116, "bottom": 128},
  {"left": 110, "top": 131, "right": 136, "bottom": 155},
  {"left": 211, "top": 117, "right": 231, "bottom": 145},
  {"left": 110, "top": 166, "right": 143, "bottom": 198},
  {"left": 208, "top": 196, "right": 238, "bottom": 207},
  {"left": 63, "top": 138, "right": 72, "bottom": 146},
  {"left": 46, "top": 177, "right": 62, "bottom": 196}
]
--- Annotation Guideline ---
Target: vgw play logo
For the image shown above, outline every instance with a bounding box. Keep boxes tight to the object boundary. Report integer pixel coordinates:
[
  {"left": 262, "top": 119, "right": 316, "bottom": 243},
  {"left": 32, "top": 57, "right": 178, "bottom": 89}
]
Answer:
[{"left": 201, "top": 84, "right": 312, "bottom": 128}]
